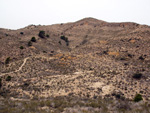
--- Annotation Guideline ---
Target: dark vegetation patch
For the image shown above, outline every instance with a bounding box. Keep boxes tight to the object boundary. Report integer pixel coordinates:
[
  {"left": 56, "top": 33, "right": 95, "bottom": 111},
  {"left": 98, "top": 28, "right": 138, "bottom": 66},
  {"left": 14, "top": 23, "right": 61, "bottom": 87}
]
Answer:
[
  {"left": 134, "top": 94, "right": 143, "bottom": 102},
  {"left": 60, "top": 36, "right": 69, "bottom": 46},
  {"left": 19, "top": 46, "right": 24, "bottom": 49},
  {"left": 20, "top": 32, "right": 24, "bottom": 35},
  {"left": 39, "top": 31, "right": 45, "bottom": 38},
  {"left": 28, "top": 41, "right": 32, "bottom": 46},
  {"left": 31, "top": 37, "right": 36, "bottom": 42},
  {"left": 6, "top": 76, "right": 11, "bottom": 81},
  {"left": 133, "top": 73, "right": 142, "bottom": 79},
  {"left": 0, "top": 96, "right": 149, "bottom": 113},
  {"left": 5, "top": 57, "right": 10, "bottom": 64},
  {"left": 46, "top": 34, "right": 49, "bottom": 38}
]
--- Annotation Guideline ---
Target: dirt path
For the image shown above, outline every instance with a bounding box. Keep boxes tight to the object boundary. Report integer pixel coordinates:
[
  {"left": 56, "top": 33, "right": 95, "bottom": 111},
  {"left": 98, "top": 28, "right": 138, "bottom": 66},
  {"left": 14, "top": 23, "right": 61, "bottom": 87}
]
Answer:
[
  {"left": 18, "top": 57, "right": 29, "bottom": 72},
  {"left": 0, "top": 55, "right": 54, "bottom": 77},
  {"left": 0, "top": 57, "right": 30, "bottom": 77}
]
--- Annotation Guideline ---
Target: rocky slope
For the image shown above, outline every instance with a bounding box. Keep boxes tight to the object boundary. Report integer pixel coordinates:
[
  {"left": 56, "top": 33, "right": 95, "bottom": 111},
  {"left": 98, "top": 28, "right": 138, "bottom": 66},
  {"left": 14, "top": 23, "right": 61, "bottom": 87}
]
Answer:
[{"left": 0, "top": 17, "right": 150, "bottom": 112}]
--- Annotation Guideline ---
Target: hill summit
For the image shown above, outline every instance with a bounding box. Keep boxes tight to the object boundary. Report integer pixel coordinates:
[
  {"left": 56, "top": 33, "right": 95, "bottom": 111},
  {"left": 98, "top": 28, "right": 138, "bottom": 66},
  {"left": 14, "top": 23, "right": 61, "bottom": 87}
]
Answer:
[{"left": 0, "top": 18, "right": 150, "bottom": 112}]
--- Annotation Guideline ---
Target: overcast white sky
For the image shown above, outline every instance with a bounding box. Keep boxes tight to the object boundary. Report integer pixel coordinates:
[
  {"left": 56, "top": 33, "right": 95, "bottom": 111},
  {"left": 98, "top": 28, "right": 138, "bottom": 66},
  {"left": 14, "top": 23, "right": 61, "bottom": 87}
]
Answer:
[{"left": 0, "top": 0, "right": 150, "bottom": 29}]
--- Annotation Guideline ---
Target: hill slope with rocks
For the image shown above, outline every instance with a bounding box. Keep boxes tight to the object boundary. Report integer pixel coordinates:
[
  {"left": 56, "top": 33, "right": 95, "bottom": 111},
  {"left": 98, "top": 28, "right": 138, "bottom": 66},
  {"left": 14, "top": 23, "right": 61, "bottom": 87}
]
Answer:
[{"left": 0, "top": 18, "right": 150, "bottom": 112}]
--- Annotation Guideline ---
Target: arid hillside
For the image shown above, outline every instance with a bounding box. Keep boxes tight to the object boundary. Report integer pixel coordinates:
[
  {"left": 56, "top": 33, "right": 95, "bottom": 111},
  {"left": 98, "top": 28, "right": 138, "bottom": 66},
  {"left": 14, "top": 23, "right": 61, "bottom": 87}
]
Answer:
[{"left": 0, "top": 18, "right": 150, "bottom": 113}]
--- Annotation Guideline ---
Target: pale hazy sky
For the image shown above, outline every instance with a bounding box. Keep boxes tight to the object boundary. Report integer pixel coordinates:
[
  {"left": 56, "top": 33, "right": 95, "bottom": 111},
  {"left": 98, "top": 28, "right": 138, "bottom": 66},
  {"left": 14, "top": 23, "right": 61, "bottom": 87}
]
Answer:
[{"left": 0, "top": 0, "right": 150, "bottom": 29}]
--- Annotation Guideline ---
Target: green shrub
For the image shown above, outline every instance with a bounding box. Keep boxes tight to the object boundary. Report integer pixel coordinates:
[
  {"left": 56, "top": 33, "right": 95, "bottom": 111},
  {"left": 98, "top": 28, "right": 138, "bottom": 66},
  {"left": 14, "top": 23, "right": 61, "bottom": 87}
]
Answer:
[
  {"left": 31, "top": 37, "right": 36, "bottom": 42},
  {"left": 6, "top": 76, "right": 11, "bottom": 81},
  {"left": 5, "top": 34, "right": 8, "bottom": 36},
  {"left": 20, "top": 46, "right": 24, "bottom": 49},
  {"left": 60, "top": 36, "right": 68, "bottom": 42},
  {"left": 59, "top": 41, "right": 62, "bottom": 45},
  {"left": 139, "top": 56, "right": 144, "bottom": 60},
  {"left": 120, "top": 57, "right": 127, "bottom": 61},
  {"left": 89, "top": 101, "right": 100, "bottom": 108},
  {"left": 20, "top": 32, "right": 24, "bottom": 35},
  {"left": 128, "top": 54, "right": 133, "bottom": 58},
  {"left": 103, "top": 51, "right": 108, "bottom": 55},
  {"left": 134, "top": 94, "right": 143, "bottom": 102},
  {"left": 66, "top": 41, "right": 69, "bottom": 46},
  {"left": 39, "top": 31, "right": 45, "bottom": 38},
  {"left": 5, "top": 57, "right": 10, "bottom": 64},
  {"left": 60, "top": 36, "right": 69, "bottom": 46},
  {"left": 28, "top": 41, "right": 32, "bottom": 46},
  {"left": 133, "top": 73, "right": 142, "bottom": 79},
  {"left": 46, "top": 34, "right": 49, "bottom": 38}
]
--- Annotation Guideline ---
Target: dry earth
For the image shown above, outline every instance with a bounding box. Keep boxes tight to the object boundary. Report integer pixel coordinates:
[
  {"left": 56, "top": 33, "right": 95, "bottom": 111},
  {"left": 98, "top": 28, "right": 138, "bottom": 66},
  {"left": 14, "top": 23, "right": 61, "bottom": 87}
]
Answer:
[{"left": 0, "top": 18, "right": 150, "bottom": 112}]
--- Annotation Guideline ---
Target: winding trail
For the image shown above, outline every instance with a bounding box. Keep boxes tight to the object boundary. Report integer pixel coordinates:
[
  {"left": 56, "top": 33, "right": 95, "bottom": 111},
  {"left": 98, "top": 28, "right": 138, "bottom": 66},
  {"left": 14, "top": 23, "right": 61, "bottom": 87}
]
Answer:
[
  {"left": 18, "top": 57, "right": 29, "bottom": 72},
  {"left": 0, "top": 57, "right": 30, "bottom": 77},
  {"left": 0, "top": 55, "right": 55, "bottom": 77}
]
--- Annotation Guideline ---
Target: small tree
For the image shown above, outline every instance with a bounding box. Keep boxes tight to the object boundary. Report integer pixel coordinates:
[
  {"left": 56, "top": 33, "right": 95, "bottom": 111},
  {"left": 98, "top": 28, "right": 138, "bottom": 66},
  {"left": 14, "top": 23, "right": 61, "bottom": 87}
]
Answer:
[
  {"left": 134, "top": 94, "right": 143, "bottom": 102},
  {"left": 60, "top": 36, "right": 68, "bottom": 42},
  {"left": 59, "top": 41, "right": 62, "bottom": 45},
  {"left": 139, "top": 56, "right": 144, "bottom": 60},
  {"left": 46, "top": 34, "right": 49, "bottom": 38},
  {"left": 31, "top": 37, "right": 36, "bottom": 42},
  {"left": 5, "top": 57, "right": 10, "bottom": 64},
  {"left": 6, "top": 76, "right": 11, "bottom": 81},
  {"left": 20, "top": 46, "right": 24, "bottom": 49},
  {"left": 60, "top": 36, "right": 69, "bottom": 46},
  {"left": 39, "top": 31, "right": 45, "bottom": 38},
  {"left": 28, "top": 41, "right": 32, "bottom": 46},
  {"left": 103, "top": 50, "right": 108, "bottom": 55},
  {"left": 20, "top": 32, "right": 24, "bottom": 35},
  {"left": 133, "top": 73, "right": 142, "bottom": 79},
  {"left": 66, "top": 41, "right": 69, "bottom": 46}
]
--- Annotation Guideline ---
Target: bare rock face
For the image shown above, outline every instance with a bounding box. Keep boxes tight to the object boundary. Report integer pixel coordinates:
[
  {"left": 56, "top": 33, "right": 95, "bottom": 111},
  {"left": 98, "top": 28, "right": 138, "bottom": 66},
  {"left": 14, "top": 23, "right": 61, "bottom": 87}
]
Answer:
[{"left": 0, "top": 18, "right": 150, "bottom": 112}]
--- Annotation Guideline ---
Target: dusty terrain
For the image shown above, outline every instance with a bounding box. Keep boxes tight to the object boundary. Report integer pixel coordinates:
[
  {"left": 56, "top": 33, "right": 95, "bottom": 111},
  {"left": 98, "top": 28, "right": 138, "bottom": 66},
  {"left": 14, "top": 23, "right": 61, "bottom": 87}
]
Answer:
[{"left": 0, "top": 18, "right": 150, "bottom": 112}]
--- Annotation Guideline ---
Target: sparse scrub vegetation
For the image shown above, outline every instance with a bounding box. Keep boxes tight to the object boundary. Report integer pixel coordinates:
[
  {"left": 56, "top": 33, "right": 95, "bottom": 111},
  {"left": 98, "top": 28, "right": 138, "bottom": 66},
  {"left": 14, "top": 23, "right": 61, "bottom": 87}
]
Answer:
[
  {"left": 59, "top": 41, "right": 62, "bottom": 45},
  {"left": 20, "top": 46, "right": 24, "bottom": 49},
  {"left": 60, "top": 35, "right": 69, "bottom": 46},
  {"left": 103, "top": 50, "right": 108, "bottom": 55},
  {"left": 0, "top": 96, "right": 149, "bottom": 113},
  {"left": 20, "top": 32, "right": 24, "bottom": 35},
  {"left": 5, "top": 34, "right": 8, "bottom": 36},
  {"left": 134, "top": 94, "right": 143, "bottom": 102},
  {"left": 39, "top": 31, "right": 45, "bottom": 38},
  {"left": 127, "top": 53, "right": 133, "bottom": 58},
  {"left": 46, "top": 34, "right": 49, "bottom": 38},
  {"left": 139, "top": 56, "right": 144, "bottom": 60},
  {"left": 31, "top": 37, "right": 36, "bottom": 42},
  {"left": 133, "top": 73, "right": 142, "bottom": 79},
  {"left": 60, "top": 35, "right": 68, "bottom": 42},
  {"left": 5, "top": 57, "right": 10, "bottom": 64},
  {"left": 6, "top": 76, "right": 11, "bottom": 81},
  {"left": 120, "top": 57, "right": 127, "bottom": 60},
  {"left": 1, "top": 18, "right": 150, "bottom": 113},
  {"left": 28, "top": 41, "right": 32, "bottom": 46}
]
